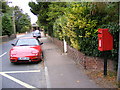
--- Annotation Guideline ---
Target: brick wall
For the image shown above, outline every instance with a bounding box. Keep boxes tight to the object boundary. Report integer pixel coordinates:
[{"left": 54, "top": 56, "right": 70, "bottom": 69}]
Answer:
[
  {"left": 49, "top": 37, "right": 115, "bottom": 72},
  {"left": 49, "top": 37, "right": 64, "bottom": 53}
]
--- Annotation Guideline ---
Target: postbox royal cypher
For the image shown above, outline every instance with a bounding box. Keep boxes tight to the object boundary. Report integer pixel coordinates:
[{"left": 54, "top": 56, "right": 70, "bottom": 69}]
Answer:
[{"left": 98, "top": 29, "right": 113, "bottom": 51}]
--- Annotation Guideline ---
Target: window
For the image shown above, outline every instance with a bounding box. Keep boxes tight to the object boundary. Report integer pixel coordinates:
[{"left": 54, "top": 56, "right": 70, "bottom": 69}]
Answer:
[{"left": 16, "top": 38, "right": 39, "bottom": 46}]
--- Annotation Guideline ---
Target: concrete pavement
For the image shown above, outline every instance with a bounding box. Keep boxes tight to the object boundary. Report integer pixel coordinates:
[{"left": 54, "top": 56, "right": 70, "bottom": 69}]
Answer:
[{"left": 41, "top": 36, "right": 100, "bottom": 88}]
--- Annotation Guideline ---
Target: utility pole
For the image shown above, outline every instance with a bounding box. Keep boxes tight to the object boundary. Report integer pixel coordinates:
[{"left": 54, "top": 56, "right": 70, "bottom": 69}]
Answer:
[
  {"left": 8, "top": 1, "right": 16, "bottom": 37},
  {"left": 12, "top": 10, "right": 16, "bottom": 36}
]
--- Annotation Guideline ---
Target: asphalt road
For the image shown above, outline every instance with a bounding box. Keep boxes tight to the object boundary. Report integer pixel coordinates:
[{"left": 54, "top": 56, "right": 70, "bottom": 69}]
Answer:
[
  {"left": 0, "top": 33, "right": 47, "bottom": 89},
  {"left": 0, "top": 32, "right": 100, "bottom": 89}
]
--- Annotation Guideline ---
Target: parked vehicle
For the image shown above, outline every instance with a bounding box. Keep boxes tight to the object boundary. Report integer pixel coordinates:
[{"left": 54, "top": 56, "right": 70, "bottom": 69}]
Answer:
[
  {"left": 10, "top": 37, "right": 43, "bottom": 63},
  {"left": 32, "top": 30, "right": 41, "bottom": 38}
]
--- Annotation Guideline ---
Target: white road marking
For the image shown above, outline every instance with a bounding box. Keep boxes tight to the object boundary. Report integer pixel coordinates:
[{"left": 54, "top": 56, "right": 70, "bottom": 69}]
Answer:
[
  {"left": 0, "top": 70, "right": 41, "bottom": 89},
  {"left": 2, "top": 70, "right": 40, "bottom": 74},
  {"left": 45, "top": 66, "right": 51, "bottom": 88},
  {"left": 0, "top": 52, "right": 7, "bottom": 58},
  {"left": 1, "top": 73, "right": 37, "bottom": 88}
]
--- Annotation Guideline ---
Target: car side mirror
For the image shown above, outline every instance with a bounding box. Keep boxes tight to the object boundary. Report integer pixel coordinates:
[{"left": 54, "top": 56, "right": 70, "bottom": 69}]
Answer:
[
  {"left": 11, "top": 44, "right": 15, "bottom": 46},
  {"left": 40, "top": 42, "right": 43, "bottom": 45}
]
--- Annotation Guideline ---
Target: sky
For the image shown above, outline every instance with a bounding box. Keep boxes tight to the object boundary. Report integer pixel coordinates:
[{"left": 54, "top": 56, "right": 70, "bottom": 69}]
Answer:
[{"left": 7, "top": 0, "right": 38, "bottom": 24}]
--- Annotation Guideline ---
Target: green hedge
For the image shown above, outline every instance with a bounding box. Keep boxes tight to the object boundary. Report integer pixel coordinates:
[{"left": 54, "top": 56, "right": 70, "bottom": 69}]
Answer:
[
  {"left": 74, "top": 22, "right": 119, "bottom": 62},
  {"left": 99, "top": 23, "right": 119, "bottom": 61},
  {"left": 52, "top": 3, "right": 119, "bottom": 62}
]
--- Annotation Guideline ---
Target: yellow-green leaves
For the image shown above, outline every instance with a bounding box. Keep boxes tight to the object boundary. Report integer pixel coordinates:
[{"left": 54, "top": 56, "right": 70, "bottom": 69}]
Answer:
[{"left": 48, "top": 2, "right": 118, "bottom": 60}]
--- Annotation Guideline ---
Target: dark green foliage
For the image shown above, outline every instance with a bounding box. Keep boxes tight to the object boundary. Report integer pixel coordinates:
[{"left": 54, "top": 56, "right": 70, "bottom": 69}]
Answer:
[
  {"left": 78, "top": 22, "right": 119, "bottom": 62},
  {"left": 1, "top": 2, "right": 9, "bottom": 13},
  {"left": 28, "top": 2, "right": 40, "bottom": 15},
  {"left": 29, "top": 2, "right": 119, "bottom": 62},
  {"left": 16, "top": 14, "right": 31, "bottom": 33},
  {"left": 20, "top": 26, "right": 30, "bottom": 33},
  {"left": 1, "top": 1, "right": 14, "bottom": 36},
  {"left": 1, "top": 1, "right": 31, "bottom": 35},
  {"left": 29, "top": 2, "right": 51, "bottom": 35},
  {"left": 14, "top": 6, "right": 31, "bottom": 33},
  {"left": 99, "top": 23, "right": 119, "bottom": 61},
  {"left": 2, "top": 14, "right": 13, "bottom": 36}
]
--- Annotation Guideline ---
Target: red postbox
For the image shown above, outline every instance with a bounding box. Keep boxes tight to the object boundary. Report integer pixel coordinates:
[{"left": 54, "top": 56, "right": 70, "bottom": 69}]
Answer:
[{"left": 98, "top": 28, "right": 113, "bottom": 51}]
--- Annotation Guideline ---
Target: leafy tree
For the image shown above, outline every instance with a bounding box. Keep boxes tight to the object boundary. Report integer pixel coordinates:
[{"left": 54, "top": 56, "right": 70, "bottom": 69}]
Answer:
[
  {"left": 29, "top": 2, "right": 40, "bottom": 15},
  {"left": 2, "top": 14, "right": 13, "bottom": 36},
  {"left": 1, "top": 1, "right": 13, "bottom": 36},
  {"left": 29, "top": 2, "right": 119, "bottom": 62},
  {"left": 29, "top": 2, "right": 50, "bottom": 26},
  {"left": 1, "top": 1, "right": 31, "bottom": 35},
  {"left": 10, "top": 6, "right": 31, "bottom": 33},
  {"left": 20, "top": 26, "right": 30, "bottom": 33},
  {"left": 28, "top": 2, "right": 51, "bottom": 35},
  {"left": 16, "top": 13, "right": 31, "bottom": 33},
  {"left": 47, "top": 2, "right": 67, "bottom": 22},
  {"left": 53, "top": 2, "right": 119, "bottom": 61},
  {"left": 47, "top": 2, "right": 68, "bottom": 36},
  {"left": 1, "top": 1, "right": 9, "bottom": 13}
]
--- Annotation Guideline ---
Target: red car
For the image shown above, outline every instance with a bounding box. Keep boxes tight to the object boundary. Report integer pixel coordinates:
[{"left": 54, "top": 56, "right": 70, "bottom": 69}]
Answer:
[{"left": 10, "top": 37, "right": 43, "bottom": 63}]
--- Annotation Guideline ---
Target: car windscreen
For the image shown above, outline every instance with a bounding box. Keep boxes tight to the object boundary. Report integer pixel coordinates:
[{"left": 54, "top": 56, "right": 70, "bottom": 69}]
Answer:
[{"left": 15, "top": 38, "right": 39, "bottom": 46}]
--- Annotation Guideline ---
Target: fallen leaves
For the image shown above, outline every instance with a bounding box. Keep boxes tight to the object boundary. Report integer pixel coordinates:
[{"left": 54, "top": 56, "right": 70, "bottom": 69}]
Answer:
[{"left": 86, "top": 70, "right": 118, "bottom": 88}]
